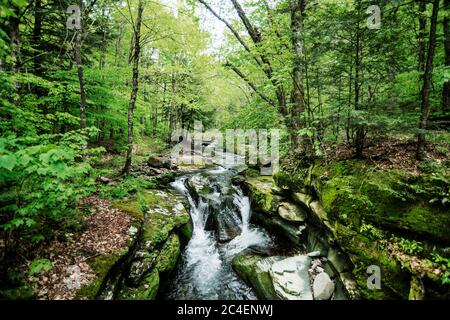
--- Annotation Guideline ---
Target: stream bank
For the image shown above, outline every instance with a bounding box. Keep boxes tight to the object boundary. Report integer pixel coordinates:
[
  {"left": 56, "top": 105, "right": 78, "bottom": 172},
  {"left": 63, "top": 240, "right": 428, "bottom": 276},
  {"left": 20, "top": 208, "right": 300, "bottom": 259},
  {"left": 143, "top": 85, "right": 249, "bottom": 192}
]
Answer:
[
  {"left": 74, "top": 155, "right": 449, "bottom": 300},
  {"left": 241, "top": 159, "right": 450, "bottom": 300}
]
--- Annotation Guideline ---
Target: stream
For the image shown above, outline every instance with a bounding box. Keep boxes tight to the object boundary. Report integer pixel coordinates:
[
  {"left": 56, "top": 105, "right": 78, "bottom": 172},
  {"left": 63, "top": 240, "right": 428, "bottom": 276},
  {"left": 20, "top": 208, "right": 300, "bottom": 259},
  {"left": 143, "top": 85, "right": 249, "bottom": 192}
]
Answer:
[{"left": 164, "top": 165, "right": 274, "bottom": 300}]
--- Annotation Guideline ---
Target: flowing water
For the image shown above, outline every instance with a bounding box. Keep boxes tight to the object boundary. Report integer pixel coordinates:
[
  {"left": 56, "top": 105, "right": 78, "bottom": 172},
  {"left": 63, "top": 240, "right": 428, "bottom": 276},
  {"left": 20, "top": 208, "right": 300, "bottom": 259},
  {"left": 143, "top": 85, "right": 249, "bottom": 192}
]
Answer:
[{"left": 165, "top": 165, "right": 273, "bottom": 300}]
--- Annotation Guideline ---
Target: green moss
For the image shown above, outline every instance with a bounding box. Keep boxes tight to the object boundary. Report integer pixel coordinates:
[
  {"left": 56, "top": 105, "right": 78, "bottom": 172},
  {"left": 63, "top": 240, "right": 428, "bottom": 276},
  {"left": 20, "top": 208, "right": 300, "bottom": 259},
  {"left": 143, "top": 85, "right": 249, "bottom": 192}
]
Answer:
[
  {"left": 0, "top": 285, "right": 34, "bottom": 300},
  {"left": 273, "top": 169, "right": 307, "bottom": 191},
  {"left": 332, "top": 223, "right": 410, "bottom": 299},
  {"left": 155, "top": 234, "right": 180, "bottom": 273},
  {"left": 245, "top": 177, "right": 279, "bottom": 214},
  {"left": 179, "top": 222, "right": 193, "bottom": 243},
  {"left": 312, "top": 160, "right": 450, "bottom": 242},
  {"left": 76, "top": 253, "right": 122, "bottom": 299},
  {"left": 118, "top": 269, "right": 160, "bottom": 300},
  {"left": 115, "top": 189, "right": 191, "bottom": 248},
  {"left": 232, "top": 254, "right": 279, "bottom": 300}
]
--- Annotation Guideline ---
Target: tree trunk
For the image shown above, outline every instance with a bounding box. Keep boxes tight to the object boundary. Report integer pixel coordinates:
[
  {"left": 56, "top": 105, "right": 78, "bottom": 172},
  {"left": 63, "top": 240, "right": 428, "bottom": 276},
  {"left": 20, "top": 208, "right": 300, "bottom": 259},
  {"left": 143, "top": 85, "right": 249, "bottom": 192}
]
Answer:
[
  {"left": 99, "top": 9, "right": 107, "bottom": 70},
  {"left": 74, "top": 1, "right": 87, "bottom": 129},
  {"left": 443, "top": 0, "right": 450, "bottom": 112},
  {"left": 289, "top": 0, "right": 306, "bottom": 149},
  {"left": 122, "top": 0, "right": 144, "bottom": 175},
  {"left": 417, "top": 0, "right": 440, "bottom": 160},
  {"left": 33, "top": 0, "right": 42, "bottom": 75},
  {"left": 417, "top": 1, "right": 427, "bottom": 74},
  {"left": 354, "top": 5, "right": 364, "bottom": 159},
  {"left": 9, "top": 6, "right": 20, "bottom": 73},
  {"left": 115, "top": 22, "right": 124, "bottom": 66}
]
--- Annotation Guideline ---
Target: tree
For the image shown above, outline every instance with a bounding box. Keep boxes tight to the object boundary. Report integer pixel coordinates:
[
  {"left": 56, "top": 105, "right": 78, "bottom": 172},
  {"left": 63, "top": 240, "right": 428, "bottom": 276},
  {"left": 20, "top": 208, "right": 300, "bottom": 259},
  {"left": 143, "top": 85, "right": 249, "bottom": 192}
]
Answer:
[
  {"left": 122, "top": 0, "right": 144, "bottom": 174},
  {"left": 443, "top": 0, "right": 450, "bottom": 112},
  {"left": 73, "top": 1, "right": 88, "bottom": 129},
  {"left": 416, "top": 0, "right": 440, "bottom": 160}
]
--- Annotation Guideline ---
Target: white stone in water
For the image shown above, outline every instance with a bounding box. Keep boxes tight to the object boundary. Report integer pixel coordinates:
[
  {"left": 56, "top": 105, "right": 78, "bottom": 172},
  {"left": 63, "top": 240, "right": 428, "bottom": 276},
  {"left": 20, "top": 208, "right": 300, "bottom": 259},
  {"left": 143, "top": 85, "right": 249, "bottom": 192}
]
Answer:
[
  {"left": 270, "top": 255, "right": 313, "bottom": 300},
  {"left": 313, "top": 272, "right": 335, "bottom": 300}
]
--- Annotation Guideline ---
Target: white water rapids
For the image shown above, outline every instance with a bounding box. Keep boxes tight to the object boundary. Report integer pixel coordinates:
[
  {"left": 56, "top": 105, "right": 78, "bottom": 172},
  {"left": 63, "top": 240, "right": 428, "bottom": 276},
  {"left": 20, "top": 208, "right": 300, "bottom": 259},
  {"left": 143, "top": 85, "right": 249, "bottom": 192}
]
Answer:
[{"left": 166, "top": 166, "right": 273, "bottom": 300}]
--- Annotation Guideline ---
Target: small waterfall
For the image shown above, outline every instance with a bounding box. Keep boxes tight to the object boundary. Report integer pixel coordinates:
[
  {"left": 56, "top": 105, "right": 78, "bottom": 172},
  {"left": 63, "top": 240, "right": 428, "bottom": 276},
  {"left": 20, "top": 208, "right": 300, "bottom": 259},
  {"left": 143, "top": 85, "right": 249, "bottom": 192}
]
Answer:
[
  {"left": 226, "top": 187, "right": 272, "bottom": 257},
  {"left": 166, "top": 166, "right": 272, "bottom": 300}
]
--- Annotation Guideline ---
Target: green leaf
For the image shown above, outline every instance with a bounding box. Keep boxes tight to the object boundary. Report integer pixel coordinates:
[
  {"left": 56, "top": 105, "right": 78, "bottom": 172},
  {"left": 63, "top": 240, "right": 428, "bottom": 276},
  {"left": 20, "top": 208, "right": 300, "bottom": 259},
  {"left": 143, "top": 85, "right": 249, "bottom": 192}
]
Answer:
[{"left": 0, "top": 154, "right": 17, "bottom": 171}]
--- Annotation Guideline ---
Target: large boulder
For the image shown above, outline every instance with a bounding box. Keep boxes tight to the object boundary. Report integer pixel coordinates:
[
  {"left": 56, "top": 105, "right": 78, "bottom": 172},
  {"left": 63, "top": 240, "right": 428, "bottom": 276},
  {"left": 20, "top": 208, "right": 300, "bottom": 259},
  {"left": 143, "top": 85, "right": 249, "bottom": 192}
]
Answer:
[
  {"left": 313, "top": 272, "right": 335, "bottom": 300},
  {"left": 243, "top": 176, "right": 282, "bottom": 214},
  {"left": 107, "top": 190, "right": 191, "bottom": 299},
  {"left": 278, "top": 201, "right": 307, "bottom": 222},
  {"left": 269, "top": 255, "right": 313, "bottom": 300},
  {"left": 147, "top": 156, "right": 173, "bottom": 169},
  {"left": 253, "top": 213, "right": 305, "bottom": 247},
  {"left": 232, "top": 254, "right": 280, "bottom": 300}
]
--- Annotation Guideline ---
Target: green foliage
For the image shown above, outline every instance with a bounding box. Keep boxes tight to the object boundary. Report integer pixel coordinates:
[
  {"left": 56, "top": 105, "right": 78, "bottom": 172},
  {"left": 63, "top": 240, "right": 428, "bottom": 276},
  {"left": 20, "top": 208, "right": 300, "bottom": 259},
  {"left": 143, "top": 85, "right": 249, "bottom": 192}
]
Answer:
[
  {"left": 430, "top": 253, "right": 450, "bottom": 285},
  {"left": 360, "top": 223, "right": 384, "bottom": 241},
  {"left": 28, "top": 259, "right": 53, "bottom": 276},
  {"left": 98, "top": 176, "right": 156, "bottom": 200},
  {"left": 0, "top": 133, "right": 97, "bottom": 244},
  {"left": 393, "top": 237, "right": 423, "bottom": 255}
]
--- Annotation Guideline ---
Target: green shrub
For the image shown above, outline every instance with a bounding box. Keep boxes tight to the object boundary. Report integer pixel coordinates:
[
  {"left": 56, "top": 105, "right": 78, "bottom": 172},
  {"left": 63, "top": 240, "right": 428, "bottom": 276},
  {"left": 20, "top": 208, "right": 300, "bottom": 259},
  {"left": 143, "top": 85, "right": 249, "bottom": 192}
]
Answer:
[{"left": 0, "top": 134, "right": 96, "bottom": 245}]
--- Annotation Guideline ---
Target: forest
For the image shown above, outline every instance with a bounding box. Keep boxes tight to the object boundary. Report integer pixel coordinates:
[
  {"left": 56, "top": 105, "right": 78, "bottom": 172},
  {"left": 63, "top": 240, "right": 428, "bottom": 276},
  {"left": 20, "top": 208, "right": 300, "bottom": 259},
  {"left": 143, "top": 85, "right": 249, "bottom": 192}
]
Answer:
[{"left": 0, "top": 0, "right": 449, "bottom": 301}]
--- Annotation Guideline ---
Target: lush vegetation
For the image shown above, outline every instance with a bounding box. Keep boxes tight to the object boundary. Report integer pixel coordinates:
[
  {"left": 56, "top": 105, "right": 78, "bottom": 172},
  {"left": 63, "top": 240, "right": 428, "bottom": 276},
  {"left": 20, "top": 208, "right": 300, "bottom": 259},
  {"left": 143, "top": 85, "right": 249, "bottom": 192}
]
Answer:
[{"left": 0, "top": 0, "right": 449, "bottom": 300}]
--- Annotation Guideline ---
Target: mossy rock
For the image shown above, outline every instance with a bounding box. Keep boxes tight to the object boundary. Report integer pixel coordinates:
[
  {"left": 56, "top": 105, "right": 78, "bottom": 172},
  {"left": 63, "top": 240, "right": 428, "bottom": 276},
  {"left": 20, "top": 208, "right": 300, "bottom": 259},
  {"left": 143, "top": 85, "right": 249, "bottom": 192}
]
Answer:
[
  {"left": 273, "top": 169, "right": 307, "bottom": 192},
  {"left": 76, "top": 253, "right": 123, "bottom": 299},
  {"left": 232, "top": 254, "right": 279, "bottom": 300},
  {"left": 155, "top": 233, "right": 180, "bottom": 273},
  {"left": 244, "top": 176, "right": 281, "bottom": 214},
  {"left": 118, "top": 269, "right": 160, "bottom": 300},
  {"left": 179, "top": 221, "right": 193, "bottom": 244},
  {"left": 314, "top": 160, "right": 450, "bottom": 242},
  {"left": 332, "top": 223, "right": 410, "bottom": 300},
  {"left": 115, "top": 189, "right": 190, "bottom": 249}
]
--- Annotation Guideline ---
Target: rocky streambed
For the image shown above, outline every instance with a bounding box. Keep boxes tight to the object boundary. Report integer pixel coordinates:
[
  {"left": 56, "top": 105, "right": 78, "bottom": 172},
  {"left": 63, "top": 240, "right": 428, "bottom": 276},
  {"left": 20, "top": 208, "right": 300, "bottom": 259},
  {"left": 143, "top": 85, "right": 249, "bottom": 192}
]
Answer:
[{"left": 95, "top": 156, "right": 360, "bottom": 300}]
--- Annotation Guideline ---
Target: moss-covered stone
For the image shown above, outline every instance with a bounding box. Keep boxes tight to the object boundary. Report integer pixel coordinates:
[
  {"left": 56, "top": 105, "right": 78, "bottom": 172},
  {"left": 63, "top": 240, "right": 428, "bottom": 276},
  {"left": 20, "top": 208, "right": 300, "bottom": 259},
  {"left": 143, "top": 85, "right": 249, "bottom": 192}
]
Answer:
[
  {"left": 232, "top": 254, "right": 279, "bottom": 300},
  {"left": 273, "top": 169, "right": 307, "bottom": 192},
  {"left": 179, "top": 222, "right": 193, "bottom": 244},
  {"left": 76, "top": 253, "right": 122, "bottom": 299},
  {"left": 312, "top": 160, "right": 450, "bottom": 242},
  {"left": 115, "top": 189, "right": 190, "bottom": 249},
  {"left": 118, "top": 269, "right": 160, "bottom": 300},
  {"left": 244, "top": 176, "right": 281, "bottom": 214},
  {"left": 331, "top": 223, "right": 410, "bottom": 300},
  {"left": 155, "top": 233, "right": 180, "bottom": 273}
]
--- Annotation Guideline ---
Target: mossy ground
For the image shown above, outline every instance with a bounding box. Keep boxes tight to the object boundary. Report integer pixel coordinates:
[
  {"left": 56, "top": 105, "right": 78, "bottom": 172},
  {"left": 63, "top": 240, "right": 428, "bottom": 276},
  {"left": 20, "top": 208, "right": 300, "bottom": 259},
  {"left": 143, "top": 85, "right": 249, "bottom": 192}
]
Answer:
[{"left": 312, "top": 160, "right": 450, "bottom": 242}]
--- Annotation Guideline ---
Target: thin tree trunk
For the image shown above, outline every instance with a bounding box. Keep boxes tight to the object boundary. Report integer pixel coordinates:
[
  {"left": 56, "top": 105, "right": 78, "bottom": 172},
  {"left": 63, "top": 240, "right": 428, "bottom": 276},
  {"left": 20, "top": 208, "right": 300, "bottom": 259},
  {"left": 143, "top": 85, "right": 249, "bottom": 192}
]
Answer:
[
  {"left": 289, "top": 0, "right": 306, "bottom": 149},
  {"left": 417, "top": 1, "right": 427, "bottom": 74},
  {"left": 75, "top": 1, "right": 87, "bottom": 129},
  {"left": 9, "top": 7, "right": 20, "bottom": 73},
  {"left": 443, "top": 0, "right": 450, "bottom": 112},
  {"left": 417, "top": 0, "right": 440, "bottom": 160},
  {"left": 33, "top": 0, "right": 42, "bottom": 75},
  {"left": 122, "top": 0, "right": 144, "bottom": 174},
  {"left": 99, "top": 9, "right": 107, "bottom": 70},
  {"left": 354, "top": 1, "right": 364, "bottom": 158},
  {"left": 115, "top": 22, "right": 124, "bottom": 66}
]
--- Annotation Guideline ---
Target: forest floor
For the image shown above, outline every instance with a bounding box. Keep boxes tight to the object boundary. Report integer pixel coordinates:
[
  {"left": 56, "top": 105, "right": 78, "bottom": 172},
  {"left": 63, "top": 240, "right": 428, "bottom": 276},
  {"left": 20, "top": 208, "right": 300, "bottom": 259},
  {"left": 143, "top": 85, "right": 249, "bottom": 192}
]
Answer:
[
  {"left": 31, "top": 197, "right": 133, "bottom": 300},
  {"left": 324, "top": 137, "right": 448, "bottom": 174}
]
